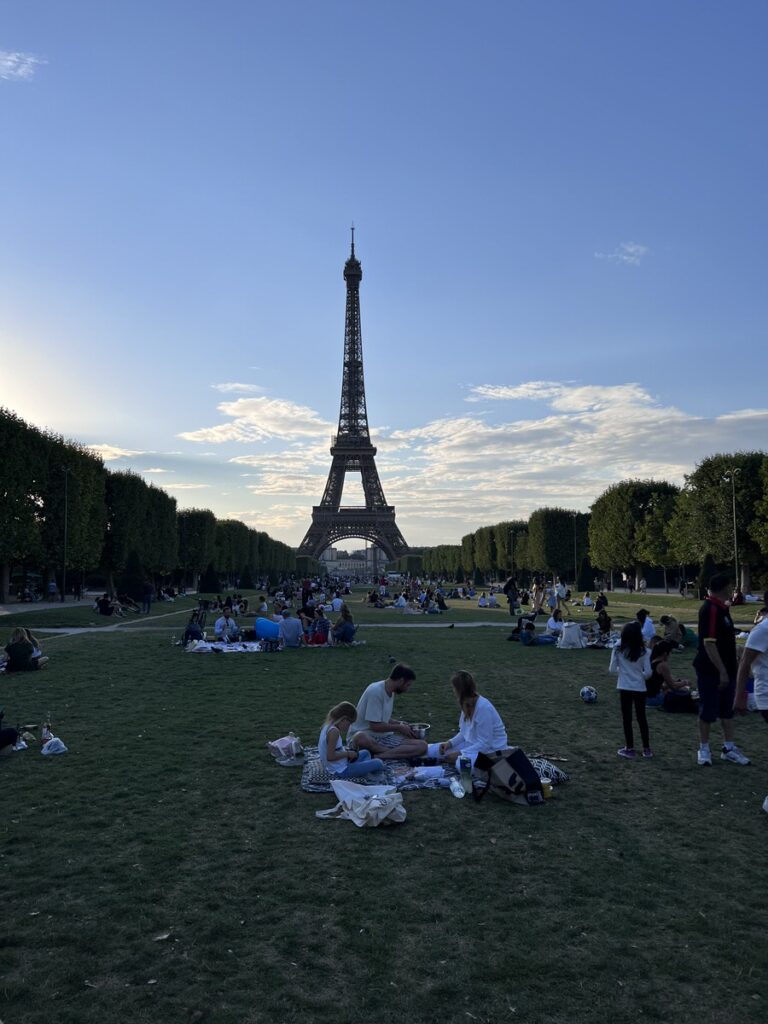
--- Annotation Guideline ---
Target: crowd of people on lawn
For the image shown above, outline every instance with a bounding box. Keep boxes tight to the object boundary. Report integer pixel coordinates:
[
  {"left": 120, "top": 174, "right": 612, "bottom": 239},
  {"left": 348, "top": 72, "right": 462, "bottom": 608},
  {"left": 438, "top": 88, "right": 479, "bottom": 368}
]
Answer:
[{"left": 4, "top": 571, "right": 768, "bottom": 818}]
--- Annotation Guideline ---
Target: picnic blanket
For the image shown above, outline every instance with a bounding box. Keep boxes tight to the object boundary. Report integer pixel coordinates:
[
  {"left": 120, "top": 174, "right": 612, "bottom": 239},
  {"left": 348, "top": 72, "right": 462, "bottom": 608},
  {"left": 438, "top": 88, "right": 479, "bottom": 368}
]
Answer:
[
  {"left": 186, "top": 641, "right": 266, "bottom": 653},
  {"left": 297, "top": 727, "right": 569, "bottom": 793}
]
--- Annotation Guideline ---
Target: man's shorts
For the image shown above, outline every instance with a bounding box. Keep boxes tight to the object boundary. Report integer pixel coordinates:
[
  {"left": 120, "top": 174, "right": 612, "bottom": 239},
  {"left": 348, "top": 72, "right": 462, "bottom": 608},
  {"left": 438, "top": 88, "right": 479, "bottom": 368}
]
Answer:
[{"left": 696, "top": 675, "right": 735, "bottom": 722}]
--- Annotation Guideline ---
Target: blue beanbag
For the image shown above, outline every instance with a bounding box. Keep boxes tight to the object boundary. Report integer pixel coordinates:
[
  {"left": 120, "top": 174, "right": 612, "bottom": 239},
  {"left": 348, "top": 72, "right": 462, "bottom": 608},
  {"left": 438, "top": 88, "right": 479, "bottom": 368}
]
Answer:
[{"left": 255, "top": 617, "right": 280, "bottom": 639}]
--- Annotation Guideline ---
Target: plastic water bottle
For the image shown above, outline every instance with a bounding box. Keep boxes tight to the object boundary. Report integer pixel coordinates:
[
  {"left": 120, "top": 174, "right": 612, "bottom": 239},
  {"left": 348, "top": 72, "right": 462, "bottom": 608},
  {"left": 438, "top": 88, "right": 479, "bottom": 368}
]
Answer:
[{"left": 449, "top": 777, "right": 465, "bottom": 799}]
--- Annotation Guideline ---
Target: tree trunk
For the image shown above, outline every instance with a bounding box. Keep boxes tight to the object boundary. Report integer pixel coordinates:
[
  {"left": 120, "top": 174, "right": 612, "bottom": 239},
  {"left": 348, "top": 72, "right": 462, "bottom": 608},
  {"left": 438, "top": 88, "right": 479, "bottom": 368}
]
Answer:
[
  {"left": 609, "top": 568, "right": 614, "bottom": 591},
  {"left": 741, "top": 563, "right": 751, "bottom": 595},
  {"left": 0, "top": 562, "right": 9, "bottom": 603},
  {"left": 663, "top": 565, "right": 668, "bottom": 593}
]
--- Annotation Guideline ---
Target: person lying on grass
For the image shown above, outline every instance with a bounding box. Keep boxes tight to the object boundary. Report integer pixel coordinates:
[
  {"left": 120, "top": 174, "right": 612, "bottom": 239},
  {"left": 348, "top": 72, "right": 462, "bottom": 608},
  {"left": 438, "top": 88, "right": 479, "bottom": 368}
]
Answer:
[
  {"left": 520, "top": 622, "right": 557, "bottom": 645},
  {"left": 347, "top": 664, "right": 428, "bottom": 760},
  {"left": 319, "top": 701, "right": 386, "bottom": 779},
  {"left": 437, "top": 670, "right": 508, "bottom": 768}
]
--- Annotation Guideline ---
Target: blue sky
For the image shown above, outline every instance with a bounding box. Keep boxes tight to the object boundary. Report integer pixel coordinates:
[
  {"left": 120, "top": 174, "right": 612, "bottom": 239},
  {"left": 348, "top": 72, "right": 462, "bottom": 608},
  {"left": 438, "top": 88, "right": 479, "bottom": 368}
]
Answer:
[{"left": 1, "top": 1, "right": 767, "bottom": 547}]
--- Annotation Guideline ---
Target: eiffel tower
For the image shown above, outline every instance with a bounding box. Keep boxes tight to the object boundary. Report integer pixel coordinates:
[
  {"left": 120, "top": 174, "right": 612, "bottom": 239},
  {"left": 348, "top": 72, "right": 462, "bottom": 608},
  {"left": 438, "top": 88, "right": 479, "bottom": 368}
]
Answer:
[{"left": 297, "top": 231, "right": 409, "bottom": 562}]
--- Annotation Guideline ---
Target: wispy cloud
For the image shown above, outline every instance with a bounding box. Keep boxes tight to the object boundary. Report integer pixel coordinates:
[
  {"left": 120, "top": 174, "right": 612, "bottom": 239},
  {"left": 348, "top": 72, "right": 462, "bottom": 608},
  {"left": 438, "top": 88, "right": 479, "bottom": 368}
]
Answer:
[
  {"left": 169, "top": 381, "right": 768, "bottom": 547},
  {"left": 162, "top": 482, "right": 211, "bottom": 490},
  {"left": 0, "top": 51, "right": 46, "bottom": 81},
  {"left": 594, "top": 241, "right": 649, "bottom": 266},
  {"left": 178, "top": 397, "right": 333, "bottom": 443},
  {"left": 211, "top": 382, "right": 266, "bottom": 394},
  {"left": 87, "top": 444, "right": 144, "bottom": 461},
  {"left": 466, "top": 382, "right": 564, "bottom": 403},
  {"left": 142, "top": 467, "right": 173, "bottom": 474}
]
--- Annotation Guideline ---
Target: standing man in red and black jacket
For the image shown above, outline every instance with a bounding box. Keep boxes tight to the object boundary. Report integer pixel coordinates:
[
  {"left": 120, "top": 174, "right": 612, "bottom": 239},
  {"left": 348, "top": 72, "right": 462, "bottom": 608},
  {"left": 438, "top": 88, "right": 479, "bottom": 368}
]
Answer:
[{"left": 693, "top": 573, "right": 750, "bottom": 767}]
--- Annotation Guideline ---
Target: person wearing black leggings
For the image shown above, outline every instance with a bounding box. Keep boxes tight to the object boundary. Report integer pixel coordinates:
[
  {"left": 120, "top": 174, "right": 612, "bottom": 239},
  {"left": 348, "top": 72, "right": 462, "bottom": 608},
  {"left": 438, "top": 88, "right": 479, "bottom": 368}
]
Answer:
[{"left": 609, "top": 621, "right": 653, "bottom": 759}]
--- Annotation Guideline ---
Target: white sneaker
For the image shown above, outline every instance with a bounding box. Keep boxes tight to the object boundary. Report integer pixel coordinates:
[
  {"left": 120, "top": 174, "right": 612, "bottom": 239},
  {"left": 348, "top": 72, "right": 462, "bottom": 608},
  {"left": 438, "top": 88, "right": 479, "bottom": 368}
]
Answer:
[
  {"left": 721, "top": 745, "right": 750, "bottom": 765},
  {"left": 697, "top": 748, "right": 712, "bottom": 766},
  {"left": 762, "top": 796, "right": 768, "bottom": 814}
]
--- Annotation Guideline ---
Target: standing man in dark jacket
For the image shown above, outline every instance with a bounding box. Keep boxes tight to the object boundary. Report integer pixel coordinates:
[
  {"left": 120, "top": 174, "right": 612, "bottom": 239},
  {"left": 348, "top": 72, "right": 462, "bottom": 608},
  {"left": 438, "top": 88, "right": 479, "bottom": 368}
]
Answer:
[{"left": 693, "top": 573, "right": 750, "bottom": 766}]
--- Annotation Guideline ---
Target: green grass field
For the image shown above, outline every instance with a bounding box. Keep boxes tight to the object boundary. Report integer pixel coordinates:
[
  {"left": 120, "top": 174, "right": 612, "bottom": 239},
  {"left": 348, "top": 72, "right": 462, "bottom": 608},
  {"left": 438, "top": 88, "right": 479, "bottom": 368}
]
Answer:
[{"left": 2, "top": 592, "right": 767, "bottom": 1024}]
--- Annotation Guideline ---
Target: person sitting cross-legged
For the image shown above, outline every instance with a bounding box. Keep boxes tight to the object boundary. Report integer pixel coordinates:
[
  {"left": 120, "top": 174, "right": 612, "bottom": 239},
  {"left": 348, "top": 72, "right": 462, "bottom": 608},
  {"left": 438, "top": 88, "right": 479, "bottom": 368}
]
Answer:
[
  {"left": 214, "top": 607, "right": 241, "bottom": 643},
  {"left": 347, "top": 664, "right": 428, "bottom": 760},
  {"left": 278, "top": 609, "right": 306, "bottom": 648},
  {"left": 308, "top": 607, "right": 331, "bottom": 646},
  {"left": 318, "top": 702, "right": 386, "bottom": 779},
  {"left": 437, "top": 670, "right": 509, "bottom": 768}
]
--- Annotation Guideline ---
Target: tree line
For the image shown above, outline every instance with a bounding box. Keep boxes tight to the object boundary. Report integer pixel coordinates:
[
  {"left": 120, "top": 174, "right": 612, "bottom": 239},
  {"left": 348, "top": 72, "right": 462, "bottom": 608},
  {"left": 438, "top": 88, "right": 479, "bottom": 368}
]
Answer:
[
  {"left": 416, "top": 451, "right": 768, "bottom": 593},
  {"left": 0, "top": 409, "right": 294, "bottom": 601}
]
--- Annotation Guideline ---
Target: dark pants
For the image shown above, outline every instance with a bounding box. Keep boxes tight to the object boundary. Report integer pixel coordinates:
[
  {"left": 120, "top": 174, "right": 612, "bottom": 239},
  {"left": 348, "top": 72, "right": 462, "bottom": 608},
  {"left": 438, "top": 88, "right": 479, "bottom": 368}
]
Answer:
[
  {"left": 620, "top": 690, "right": 650, "bottom": 749},
  {"left": 0, "top": 728, "right": 19, "bottom": 751}
]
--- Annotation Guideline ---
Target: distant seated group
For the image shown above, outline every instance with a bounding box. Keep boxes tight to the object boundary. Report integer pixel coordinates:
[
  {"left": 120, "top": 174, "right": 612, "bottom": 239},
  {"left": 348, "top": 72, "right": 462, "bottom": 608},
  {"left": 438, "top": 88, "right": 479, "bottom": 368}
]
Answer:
[{"left": 188, "top": 596, "right": 358, "bottom": 649}]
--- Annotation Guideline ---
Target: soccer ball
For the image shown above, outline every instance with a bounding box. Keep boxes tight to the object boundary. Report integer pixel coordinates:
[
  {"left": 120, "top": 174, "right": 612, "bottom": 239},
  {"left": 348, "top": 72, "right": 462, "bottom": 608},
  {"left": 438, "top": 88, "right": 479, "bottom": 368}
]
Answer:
[{"left": 580, "top": 685, "right": 598, "bottom": 703}]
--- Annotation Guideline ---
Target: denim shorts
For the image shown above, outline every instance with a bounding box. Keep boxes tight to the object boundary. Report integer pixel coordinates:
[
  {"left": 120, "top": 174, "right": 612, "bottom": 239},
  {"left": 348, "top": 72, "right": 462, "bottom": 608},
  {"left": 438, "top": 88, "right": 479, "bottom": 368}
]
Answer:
[{"left": 696, "top": 675, "right": 735, "bottom": 723}]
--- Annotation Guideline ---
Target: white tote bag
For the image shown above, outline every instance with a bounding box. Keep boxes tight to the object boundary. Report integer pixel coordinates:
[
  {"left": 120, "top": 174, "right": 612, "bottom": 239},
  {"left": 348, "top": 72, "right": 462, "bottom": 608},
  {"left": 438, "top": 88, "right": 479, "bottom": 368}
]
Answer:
[
  {"left": 557, "top": 621, "right": 587, "bottom": 649},
  {"left": 315, "top": 780, "right": 406, "bottom": 827}
]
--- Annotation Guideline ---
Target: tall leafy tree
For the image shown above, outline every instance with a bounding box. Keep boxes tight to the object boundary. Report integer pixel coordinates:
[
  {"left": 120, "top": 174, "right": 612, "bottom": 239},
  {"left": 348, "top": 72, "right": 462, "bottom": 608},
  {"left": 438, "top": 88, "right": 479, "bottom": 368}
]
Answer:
[
  {"left": 528, "top": 508, "right": 588, "bottom": 580},
  {"left": 473, "top": 526, "right": 496, "bottom": 577},
  {"left": 177, "top": 509, "right": 217, "bottom": 590},
  {"left": 589, "top": 480, "right": 677, "bottom": 588},
  {"left": 634, "top": 487, "right": 681, "bottom": 592},
  {"left": 0, "top": 410, "right": 47, "bottom": 599},
  {"left": 667, "top": 452, "right": 766, "bottom": 592}
]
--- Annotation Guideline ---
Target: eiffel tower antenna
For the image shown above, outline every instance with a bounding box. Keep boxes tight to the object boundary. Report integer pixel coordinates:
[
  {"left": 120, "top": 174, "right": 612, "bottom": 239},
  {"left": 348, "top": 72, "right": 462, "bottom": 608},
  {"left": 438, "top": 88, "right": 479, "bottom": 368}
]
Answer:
[{"left": 297, "top": 236, "right": 409, "bottom": 562}]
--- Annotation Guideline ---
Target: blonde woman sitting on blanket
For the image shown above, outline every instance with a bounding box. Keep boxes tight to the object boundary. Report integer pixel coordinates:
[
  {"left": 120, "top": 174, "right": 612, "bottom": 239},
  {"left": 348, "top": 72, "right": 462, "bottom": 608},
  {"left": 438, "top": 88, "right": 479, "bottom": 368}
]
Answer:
[{"left": 437, "top": 671, "right": 508, "bottom": 768}]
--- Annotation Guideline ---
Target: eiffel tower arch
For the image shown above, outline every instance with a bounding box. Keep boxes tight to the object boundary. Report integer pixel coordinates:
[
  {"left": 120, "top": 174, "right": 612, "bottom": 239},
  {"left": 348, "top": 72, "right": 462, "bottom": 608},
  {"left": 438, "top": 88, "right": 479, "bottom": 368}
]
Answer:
[{"left": 297, "top": 233, "right": 409, "bottom": 563}]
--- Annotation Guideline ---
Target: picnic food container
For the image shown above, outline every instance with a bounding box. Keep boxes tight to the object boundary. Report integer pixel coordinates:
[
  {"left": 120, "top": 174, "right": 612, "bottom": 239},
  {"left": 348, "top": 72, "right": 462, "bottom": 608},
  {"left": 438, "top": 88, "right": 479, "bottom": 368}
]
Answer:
[{"left": 411, "top": 722, "right": 431, "bottom": 739}]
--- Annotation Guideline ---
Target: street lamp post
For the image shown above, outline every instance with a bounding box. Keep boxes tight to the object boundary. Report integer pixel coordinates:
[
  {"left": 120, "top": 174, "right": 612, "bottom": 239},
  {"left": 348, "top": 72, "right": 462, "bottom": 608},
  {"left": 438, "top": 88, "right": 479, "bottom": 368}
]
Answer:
[
  {"left": 571, "top": 513, "right": 578, "bottom": 589},
  {"left": 61, "top": 466, "right": 71, "bottom": 604},
  {"left": 722, "top": 468, "right": 741, "bottom": 591},
  {"left": 508, "top": 530, "right": 515, "bottom": 576}
]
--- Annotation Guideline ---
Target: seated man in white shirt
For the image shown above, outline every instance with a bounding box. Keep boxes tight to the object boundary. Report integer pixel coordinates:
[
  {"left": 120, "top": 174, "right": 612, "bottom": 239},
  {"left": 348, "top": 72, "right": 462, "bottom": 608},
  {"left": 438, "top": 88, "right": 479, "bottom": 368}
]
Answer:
[
  {"left": 477, "top": 593, "right": 488, "bottom": 608},
  {"left": 278, "top": 609, "right": 306, "bottom": 648},
  {"left": 348, "top": 664, "right": 428, "bottom": 759},
  {"left": 488, "top": 593, "right": 499, "bottom": 607},
  {"left": 331, "top": 593, "right": 344, "bottom": 613},
  {"left": 393, "top": 593, "right": 407, "bottom": 608},
  {"left": 214, "top": 607, "right": 241, "bottom": 642}
]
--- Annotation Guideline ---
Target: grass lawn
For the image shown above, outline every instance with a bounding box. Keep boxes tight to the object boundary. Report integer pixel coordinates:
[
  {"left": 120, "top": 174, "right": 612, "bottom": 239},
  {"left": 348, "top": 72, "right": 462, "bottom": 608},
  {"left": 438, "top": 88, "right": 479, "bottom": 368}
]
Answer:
[{"left": 2, "top": 595, "right": 768, "bottom": 1024}]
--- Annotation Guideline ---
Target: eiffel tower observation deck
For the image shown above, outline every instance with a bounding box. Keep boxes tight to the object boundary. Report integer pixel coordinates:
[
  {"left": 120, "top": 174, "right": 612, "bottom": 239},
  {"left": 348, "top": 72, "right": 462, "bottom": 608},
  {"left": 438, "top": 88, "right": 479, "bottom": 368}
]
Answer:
[{"left": 297, "top": 232, "right": 409, "bottom": 562}]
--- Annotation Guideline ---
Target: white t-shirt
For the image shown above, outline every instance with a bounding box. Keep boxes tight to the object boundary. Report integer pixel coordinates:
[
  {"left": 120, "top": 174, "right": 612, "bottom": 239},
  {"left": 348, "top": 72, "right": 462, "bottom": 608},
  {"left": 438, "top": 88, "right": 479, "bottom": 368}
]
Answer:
[
  {"left": 745, "top": 618, "right": 768, "bottom": 709},
  {"left": 609, "top": 647, "right": 652, "bottom": 691},
  {"left": 348, "top": 680, "right": 394, "bottom": 737},
  {"left": 640, "top": 617, "right": 655, "bottom": 642},
  {"left": 331, "top": 597, "right": 344, "bottom": 612},
  {"left": 546, "top": 616, "right": 563, "bottom": 634}
]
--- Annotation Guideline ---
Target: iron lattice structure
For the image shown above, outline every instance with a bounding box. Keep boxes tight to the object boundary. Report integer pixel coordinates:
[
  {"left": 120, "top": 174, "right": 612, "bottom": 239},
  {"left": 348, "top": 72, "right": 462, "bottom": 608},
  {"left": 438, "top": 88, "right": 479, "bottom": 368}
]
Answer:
[{"left": 297, "top": 234, "right": 409, "bottom": 562}]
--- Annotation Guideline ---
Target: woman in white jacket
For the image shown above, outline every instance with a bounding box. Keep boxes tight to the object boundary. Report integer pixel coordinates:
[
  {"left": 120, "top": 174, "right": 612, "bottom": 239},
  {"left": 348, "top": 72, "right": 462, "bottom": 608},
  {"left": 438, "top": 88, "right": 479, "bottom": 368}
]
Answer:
[{"left": 438, "top": 670, "right": 508, "bottom": 767}]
